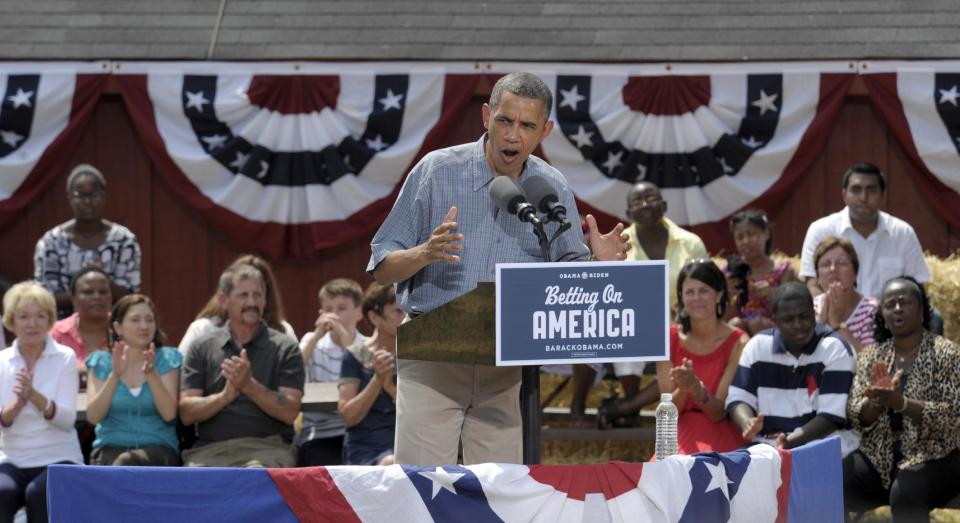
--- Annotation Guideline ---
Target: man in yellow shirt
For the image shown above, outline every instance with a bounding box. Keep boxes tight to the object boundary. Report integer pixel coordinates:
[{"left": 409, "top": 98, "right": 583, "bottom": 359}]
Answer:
[{"left": 569, "top": 182, "right": 707, "bottom": 428}]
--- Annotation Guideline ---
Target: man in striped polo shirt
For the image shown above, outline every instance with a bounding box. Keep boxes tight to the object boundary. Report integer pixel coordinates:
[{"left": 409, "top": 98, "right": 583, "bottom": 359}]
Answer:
[{"left": 726, "top": 282, "right": 858, "bottom": 456}]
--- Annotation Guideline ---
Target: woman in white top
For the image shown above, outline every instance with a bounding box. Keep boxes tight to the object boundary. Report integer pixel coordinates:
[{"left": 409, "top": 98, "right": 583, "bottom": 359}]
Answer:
[
  {"left": 177, "top": 254, "right": 295, "bottom": 355},
  {"left": 0, "top": 282, "right": 82, "bottom": 523},
  {"left": 812, "top": 236, "right": 878, "bottom": 352}
]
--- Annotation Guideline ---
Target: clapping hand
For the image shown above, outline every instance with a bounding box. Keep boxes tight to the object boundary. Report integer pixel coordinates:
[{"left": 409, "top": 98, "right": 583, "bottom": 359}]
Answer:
[
  {"left": 372, "top": 349, "right": 395, "bottom": 382},
  {"left": 864, "top": 361, "right": 904, "bottom": 409},
  {"left": 221, "top": 349, "right": 253, "bottom": 393},
  {"left": 111, "top": 341, "right": 129, "bottom": 376},
  {"left": 669, "top": 358, "right": 701, "bottom": 393},
  {"left": 142, "top": 343, "right": 156, "bottom": 374},
  {"left": 742, "top": 413, "right": 765, "bottom": 441},
  {"left": 13, "top": 369, "right": 33, "bottom": 407}
]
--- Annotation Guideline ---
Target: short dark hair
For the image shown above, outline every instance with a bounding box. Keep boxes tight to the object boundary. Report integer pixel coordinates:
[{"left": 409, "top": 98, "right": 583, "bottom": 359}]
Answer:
[
  {"left": 729, "top": 209, "right": 773, "bottom": 255},
  {"left": 489, "top": 72, "right": 553, "bottom": 122},
  {"left": 318, "top": 278, "right": 363, "bottom": 307},
  {"left": 110, "top": 293, "right": 166, "bottom": 347},
  {"left": 69, "top": 266, "right": 112, "bottom": 296},
  {"left": 362, "top": 282, "right": 396, "bottom": 322},
  {"left": 771, "top": 282, "right": 813, "bottom": 316},
  {"left": 873, "top": 276, "right": 931, "bottom": 342},
  {"left": 676, "top": 259, "right": 728, "bottom": 333},
  {"left": 842, "top": 162, "right": 886, "bottom": 193},
  {"left": 813, "top": 236, "right": 860, "bottom": 277}
]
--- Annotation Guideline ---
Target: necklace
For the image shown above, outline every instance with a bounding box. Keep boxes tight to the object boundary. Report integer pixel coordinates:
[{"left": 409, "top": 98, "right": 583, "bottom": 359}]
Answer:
[{"left": 894, "top": 344, "right": 920, "bottom": 367}]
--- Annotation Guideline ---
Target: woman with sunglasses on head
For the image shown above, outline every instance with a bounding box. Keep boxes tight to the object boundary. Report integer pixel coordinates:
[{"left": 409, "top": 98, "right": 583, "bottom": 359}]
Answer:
[
  {"left": 844, "top": 277, "right": 960, "bottom": 522},
  {"left": 84, "top": 294, "right": 181, "bottom": 466},
  {"left": 811, "top": 236, "right": 877, "bottom": 353},
  {"left": 656, "top": 259, "right": 749, "bottom": 454},
  {"left": 727, "top": 209, "right": 797, "bottom": 335}
]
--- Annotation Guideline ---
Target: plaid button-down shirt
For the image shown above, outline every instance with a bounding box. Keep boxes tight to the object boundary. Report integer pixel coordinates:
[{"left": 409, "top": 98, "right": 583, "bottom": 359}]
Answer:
[{"left": 368, "top": 135, "right": 590, "bottom": 315}]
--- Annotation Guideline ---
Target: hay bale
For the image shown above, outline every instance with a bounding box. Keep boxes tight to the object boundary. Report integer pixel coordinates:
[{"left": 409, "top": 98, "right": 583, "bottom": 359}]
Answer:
[{"left": 926, "top": 254, "right": 960, "bottom": 345}]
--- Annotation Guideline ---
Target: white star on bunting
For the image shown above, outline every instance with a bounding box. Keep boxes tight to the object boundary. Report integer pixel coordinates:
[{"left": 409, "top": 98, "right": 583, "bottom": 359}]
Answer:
[
  {"left": 366, "top": 134, "right": 387, "bottom": 151},
  {"left": 636, "top": 163, "right": 648, "bottom": 180},
  {"left": 201, "top": 134, "right": 227, "bottom": 150},
  {"left": 229, "top": 151, "right": 250, "bottom": 170},
  {"left": 7, "top": 88, "right": 34, "bottom": 109},
  {"left": 418, "top": 467, "right": 466, "bottom": 500},
  {"left": 569, "top": 125, "right": 594, "bottom": 149},
  {"left": 751, "top": 89, "right": 779, "bottom": 115},
  {"left": 559, "top": 84, "right": 586, "bottom": 110},
  {"left": 719, "top": 157, "right": 734, "bottom": 174},
  {"left": 602, "top": 150, "right": 623, "bottom": 173},
  {"left": 703, "top": 461, "right": 733, "bottom": 499},
  {"left": 939, "top": 85, "right": 959, "bottom": 107},
  {"left": 1, "top": 129, "right": 24, "bottom": 147},
  {"left": 742, "top": 136, "right": 763, "bottom": 148},
  {"left": 255, "top": 160, "right": 269, "bottom": 179},
  {"left": 185, "top": 90, "right": 210, "bottom": 111},
  {"left": 379, "top": 89, "right": 404, "bottom": 111}
]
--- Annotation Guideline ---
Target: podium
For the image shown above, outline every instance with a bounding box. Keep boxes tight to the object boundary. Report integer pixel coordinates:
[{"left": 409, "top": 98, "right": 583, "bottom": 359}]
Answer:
[{"left": 397, "top": 282, "right": 543, "bottom": 464}]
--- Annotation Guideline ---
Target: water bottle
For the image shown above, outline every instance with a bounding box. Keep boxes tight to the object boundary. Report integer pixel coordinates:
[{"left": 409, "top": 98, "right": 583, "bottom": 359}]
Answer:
[{"left": 655, "top": 393, "right": 679, "bottom": 460}]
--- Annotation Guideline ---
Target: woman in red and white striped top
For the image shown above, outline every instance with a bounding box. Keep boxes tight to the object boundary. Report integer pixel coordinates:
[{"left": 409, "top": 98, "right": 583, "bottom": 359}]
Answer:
[{"left": 812, "top": 236, "right": 878, "bottom": 352}]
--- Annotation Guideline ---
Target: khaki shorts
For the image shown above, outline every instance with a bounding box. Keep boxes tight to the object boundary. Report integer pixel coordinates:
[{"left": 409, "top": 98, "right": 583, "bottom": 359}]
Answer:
[{"left": 182, "top": 435, "right": 295, "bottom": 468}]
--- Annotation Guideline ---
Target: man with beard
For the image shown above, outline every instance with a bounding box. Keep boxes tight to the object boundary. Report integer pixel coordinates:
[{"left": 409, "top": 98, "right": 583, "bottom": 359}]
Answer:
[
  {"left": 179, "top": 264, "right": 304, "bottom": 467},
  {"left": 369, "top": 72, "right": 630, "bottom": 465},
  {"left": 799, "top": 163, "right": 930, "bottom": 298},
  {"left": 726, "top": 282, "right": 858, "bottom": 455}
]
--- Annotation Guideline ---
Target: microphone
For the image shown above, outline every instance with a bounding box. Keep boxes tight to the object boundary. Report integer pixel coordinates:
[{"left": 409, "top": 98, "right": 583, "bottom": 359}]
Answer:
[
  {"left": 490, "top": 176, "right": 541, "bottom": 225},
  {"left": 521, "top": 176, "right": 571, "bottom": 228}
]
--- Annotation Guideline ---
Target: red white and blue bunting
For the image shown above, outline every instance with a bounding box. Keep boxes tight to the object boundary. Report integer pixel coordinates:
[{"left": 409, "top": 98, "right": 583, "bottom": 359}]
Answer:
[
  {"left": 0, "top": 62, "right": 107, "bottom": 229},
  {"left": 1, "top": 61, "right": 959, "bottom": 258}
]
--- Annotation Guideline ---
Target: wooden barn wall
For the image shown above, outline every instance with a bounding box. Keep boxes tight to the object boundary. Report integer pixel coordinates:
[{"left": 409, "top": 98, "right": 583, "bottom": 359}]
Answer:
[{"left": 0, "top": 82, "right": 957, "bottom": 343}]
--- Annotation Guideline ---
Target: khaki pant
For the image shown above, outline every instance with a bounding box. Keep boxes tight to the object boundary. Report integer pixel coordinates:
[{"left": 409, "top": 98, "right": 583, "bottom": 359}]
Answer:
[
  {"left": 181, "top": 435, "right": 295, "bottom": 468},
  {"left": 394, "top": 360, "right": 522, "bottom": 466},
  {"left": 90, "top": 445, "right": 180, "bottom": 466}
]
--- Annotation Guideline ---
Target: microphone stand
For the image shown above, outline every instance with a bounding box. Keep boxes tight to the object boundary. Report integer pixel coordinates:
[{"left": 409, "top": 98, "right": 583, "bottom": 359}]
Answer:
[{"left": 522, "top": 220, "right": 551, "bottom": 465}]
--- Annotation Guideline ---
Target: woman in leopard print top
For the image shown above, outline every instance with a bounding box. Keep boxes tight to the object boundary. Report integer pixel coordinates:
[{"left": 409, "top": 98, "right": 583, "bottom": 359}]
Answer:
[{"left": 843, "top": 277, "right": 960, "bottom": 523}]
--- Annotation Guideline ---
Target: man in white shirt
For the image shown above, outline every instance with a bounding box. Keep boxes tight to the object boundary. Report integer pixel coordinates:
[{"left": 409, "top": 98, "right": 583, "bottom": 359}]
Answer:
[{"left": 799, "top": 163, "right": 930, "bottom": 298}]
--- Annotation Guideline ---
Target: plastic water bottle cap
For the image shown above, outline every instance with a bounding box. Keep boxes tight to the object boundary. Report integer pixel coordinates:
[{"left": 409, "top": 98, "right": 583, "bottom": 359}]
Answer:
[{"left": 661, "top": 393, "right": 672, "bottom": 402}]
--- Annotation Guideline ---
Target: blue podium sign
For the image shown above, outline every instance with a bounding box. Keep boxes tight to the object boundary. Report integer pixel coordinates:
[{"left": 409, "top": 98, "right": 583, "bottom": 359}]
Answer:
[{"left": 495, "top": 260, "right": 669, "bottom": 366}]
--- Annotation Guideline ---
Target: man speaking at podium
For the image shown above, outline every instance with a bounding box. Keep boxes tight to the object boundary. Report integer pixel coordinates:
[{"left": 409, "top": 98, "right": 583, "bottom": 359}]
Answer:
[{"left": 368, "top": 72, "right": 630, "bottom": 465}]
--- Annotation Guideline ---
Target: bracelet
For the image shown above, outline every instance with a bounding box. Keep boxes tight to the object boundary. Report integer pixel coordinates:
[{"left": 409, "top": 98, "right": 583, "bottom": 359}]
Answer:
[
  {"left": 692, "top": 383, "right": 710, "bottom": 406},
  {"left": 0, "top": 408, "right": 10, "bottom": 428},
  {"left": 43, "top": 400, "right": 56, "bottom": 420},
  {"left": 893, "top": 396, "right": 908, "bottom": 414}
]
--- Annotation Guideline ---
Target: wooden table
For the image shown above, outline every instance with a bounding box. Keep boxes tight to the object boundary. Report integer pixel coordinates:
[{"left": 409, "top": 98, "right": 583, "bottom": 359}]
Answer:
[{"left": 75, "top": 381, "right": 339, "bottom": 421}]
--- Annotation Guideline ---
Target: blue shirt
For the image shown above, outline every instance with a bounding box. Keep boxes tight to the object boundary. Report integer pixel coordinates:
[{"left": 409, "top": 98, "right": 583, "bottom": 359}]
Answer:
[
  {"left": 367, "top": 135, "right": 590, "bottom": 315},
  {"left": 85, "top": 347, "right": 182, "bottom": 451},
  {"left": 339, "top": 343, "right": 396, "bottom": 465}
]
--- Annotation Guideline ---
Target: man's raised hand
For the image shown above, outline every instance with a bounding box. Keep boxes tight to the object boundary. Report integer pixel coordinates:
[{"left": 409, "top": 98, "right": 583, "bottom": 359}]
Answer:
[
  {"left": 420, "top": 206, "right": 463, "bottom": 264},
  {"left": 586, "top": 214, "right": 631, "bottom": 261}
]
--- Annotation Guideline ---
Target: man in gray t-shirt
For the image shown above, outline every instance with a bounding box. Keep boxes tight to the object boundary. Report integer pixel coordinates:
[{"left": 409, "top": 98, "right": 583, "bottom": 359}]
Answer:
[{"left": 179, "top": 264, "right": 305, "bottom": 467}]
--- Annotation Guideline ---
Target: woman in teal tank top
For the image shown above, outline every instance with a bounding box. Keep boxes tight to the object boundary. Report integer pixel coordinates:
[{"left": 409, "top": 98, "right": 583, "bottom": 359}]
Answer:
[{"left": 84, "top": 294, "right": 181, "bottom": 465}]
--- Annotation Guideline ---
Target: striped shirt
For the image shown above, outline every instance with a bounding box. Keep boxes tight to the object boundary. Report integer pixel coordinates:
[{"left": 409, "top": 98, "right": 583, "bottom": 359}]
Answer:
[
  {"left": 367, "top": 135, "right": 590, "bottom": 315},
  {"left": 726, "top": 324, "right": 855, "bottom": 437},
  {"left": 813, "top": 293, "right": 878, "bottom": 349},
  {"left": 296, "top": 331, "right": 367, "bottom": 443}
]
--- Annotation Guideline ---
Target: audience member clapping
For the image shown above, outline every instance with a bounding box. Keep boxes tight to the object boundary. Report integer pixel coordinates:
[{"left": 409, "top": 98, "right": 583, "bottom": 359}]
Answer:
[
  {"left": 0, "top": 282, "right": 82, "bottom": 522},
  {"left": 338, "top": 283, "right": 403, "bottom": 466},
  {"left": 726, "top": 283, "right": 858, "bottom": 455},
  {"left": 33, "top": 164, "right": 141, "bottom": 319},
  {"left": 178, "top": 254, "right": 295, "bottom": 356},
  {"left": 844, "top": 277, "right": 960, "bottom": 522},
  {"left": 295, "top": 278, "right": 366, "bottom": 467},
  {"left": 726, "top": 209, "right": 797, "bottom": 335},
  {"left": 811, "top": 236, "right": 877, "bottom": 352},
  {"left": 656, "top": 260, "right": 749, "bottom": 454},
  {"left": 84, "top": 294, "right": 181, "bottom": 466}
]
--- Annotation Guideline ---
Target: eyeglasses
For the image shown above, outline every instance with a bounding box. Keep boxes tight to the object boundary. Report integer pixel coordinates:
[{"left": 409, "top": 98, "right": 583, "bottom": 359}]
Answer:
[
  {"left": 628, "top": 195, "right": 663, "bottom": 207},
  {"left": 69, "top": 190, "right": 105, "bottom": 202}
]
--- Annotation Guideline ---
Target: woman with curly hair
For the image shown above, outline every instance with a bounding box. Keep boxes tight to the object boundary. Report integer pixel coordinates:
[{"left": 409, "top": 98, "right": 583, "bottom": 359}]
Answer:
[{"left": 844, "top": 276, "right": 960, "bottom": 522}]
